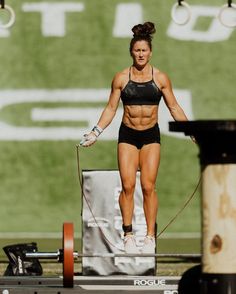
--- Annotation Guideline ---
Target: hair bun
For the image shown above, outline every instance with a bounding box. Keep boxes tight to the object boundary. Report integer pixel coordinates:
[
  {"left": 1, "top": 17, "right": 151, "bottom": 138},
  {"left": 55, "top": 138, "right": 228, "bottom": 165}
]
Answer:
[{"left": 132, "top": 22, "right": 156, "bottom": 38}]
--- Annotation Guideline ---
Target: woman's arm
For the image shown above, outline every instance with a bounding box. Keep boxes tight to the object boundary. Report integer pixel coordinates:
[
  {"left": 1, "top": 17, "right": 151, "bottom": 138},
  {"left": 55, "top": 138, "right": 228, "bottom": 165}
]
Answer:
[
  {"left": 157, "top": 71, "right": 196, "bottom": 143},
  {"left": 96, "top": 73, "right": 122, "bottom": 129},
  {"left": 158, "top": 71, "right": 188, "bottom": 121},
  {"left": 80, "top": 73, "right": 122, "bottom": 147}
]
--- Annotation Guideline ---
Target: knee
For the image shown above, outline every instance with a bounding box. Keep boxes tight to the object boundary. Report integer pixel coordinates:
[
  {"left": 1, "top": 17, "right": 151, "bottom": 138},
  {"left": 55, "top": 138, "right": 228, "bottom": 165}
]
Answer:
[
  {"left": 122, "top": 182, "right": 135, "bottom": 197},
  {"left": 141, "top": 182, "right": 155, "bottom": 197}
]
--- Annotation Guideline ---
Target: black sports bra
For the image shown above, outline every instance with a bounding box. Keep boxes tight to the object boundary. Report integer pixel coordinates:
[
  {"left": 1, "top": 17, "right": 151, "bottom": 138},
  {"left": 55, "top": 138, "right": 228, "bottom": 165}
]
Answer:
[{"left": 120, "top": 67, "right": 162, "bottom": 105}]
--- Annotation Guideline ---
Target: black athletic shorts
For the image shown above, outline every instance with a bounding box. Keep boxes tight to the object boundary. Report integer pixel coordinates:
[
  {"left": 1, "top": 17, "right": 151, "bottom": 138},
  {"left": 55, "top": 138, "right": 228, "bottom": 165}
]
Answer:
[{"left": 118, "top": 122, "right": 161, "bottom": 149}]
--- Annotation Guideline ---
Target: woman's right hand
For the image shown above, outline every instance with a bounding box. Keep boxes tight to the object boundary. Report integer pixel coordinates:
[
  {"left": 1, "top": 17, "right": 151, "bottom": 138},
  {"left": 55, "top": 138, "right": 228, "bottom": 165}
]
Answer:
[
  {"left": 79, "top": 132, "right": 97, "bottom": 147},
  {"left": 79, "top": 125, "right": 103, "bottom": 147}
]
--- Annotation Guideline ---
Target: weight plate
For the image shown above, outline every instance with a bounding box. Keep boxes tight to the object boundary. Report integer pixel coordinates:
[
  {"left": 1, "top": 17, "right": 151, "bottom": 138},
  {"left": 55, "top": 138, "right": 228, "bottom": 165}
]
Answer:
[{"left": 63, "top": 222, "right": 74, "bottom": 287}]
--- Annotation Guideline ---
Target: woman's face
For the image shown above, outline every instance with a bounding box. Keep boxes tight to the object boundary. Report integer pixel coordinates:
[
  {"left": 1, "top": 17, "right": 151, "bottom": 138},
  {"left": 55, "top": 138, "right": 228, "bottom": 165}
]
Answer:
[{"left": 131, "top": 40, "right": 152, "bottom": 68}]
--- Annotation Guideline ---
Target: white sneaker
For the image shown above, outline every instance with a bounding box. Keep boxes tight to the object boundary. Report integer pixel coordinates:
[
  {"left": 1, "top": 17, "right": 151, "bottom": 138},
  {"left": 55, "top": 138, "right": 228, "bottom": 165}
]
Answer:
[
  {"left": 141, "top": 235, "right": 156, "bottom": 254},
  {"left": 123, "top": 234, "right": 140, "bottom": 254}
]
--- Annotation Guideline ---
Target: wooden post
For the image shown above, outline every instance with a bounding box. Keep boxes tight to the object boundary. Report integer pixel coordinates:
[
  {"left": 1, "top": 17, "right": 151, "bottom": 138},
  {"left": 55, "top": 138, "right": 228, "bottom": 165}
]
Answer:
[
  {"left": 169, "top": 120, "right": 236, "bottom": 294},
  {"left": 202, "top": 164, "right": 236, "bottom": 273}
]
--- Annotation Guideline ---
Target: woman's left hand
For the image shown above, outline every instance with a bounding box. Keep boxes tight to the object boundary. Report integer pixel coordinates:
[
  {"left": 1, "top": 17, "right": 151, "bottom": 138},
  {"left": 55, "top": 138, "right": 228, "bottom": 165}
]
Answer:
[{"left": 190, "top": 135, "right": 197, "bottom": 144}]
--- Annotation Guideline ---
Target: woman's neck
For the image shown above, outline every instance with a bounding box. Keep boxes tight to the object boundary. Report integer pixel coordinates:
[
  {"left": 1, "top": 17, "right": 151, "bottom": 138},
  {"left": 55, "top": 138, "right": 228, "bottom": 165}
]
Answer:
[
  {"left": 131, "top": 64, "right": 152, "bottom": 81},
  {"left": 132, "top": 64, "right": 152, "bottom": 77}
]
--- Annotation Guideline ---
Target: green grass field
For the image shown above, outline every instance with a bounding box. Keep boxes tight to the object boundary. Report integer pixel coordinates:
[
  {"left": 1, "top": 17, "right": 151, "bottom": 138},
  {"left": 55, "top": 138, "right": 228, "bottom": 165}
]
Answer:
[{"left": 0, "top": 0, "right": 235, "bottom": 240}]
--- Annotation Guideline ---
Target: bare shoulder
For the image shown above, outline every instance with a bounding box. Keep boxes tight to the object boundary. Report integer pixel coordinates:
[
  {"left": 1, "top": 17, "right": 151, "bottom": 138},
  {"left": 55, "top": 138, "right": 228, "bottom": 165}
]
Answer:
[
  {"left": 153, "top": 68, "right": 171, "bottom": 89},
  {"left": 153, "top": 68, "right": 170, "bottom": 83},
  {"left": 112, "top": 68, "right": 129, "bottom": 89}
]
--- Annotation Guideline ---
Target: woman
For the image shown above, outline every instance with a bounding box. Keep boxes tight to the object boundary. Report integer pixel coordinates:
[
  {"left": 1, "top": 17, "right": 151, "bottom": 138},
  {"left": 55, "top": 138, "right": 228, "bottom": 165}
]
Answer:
[{"left": 80, "top": 22, "right": 190, "bottom": 254}]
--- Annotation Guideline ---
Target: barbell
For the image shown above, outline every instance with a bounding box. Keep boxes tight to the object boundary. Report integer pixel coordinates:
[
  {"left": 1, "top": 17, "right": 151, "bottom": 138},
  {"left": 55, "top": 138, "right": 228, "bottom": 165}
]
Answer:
[{"left": 25, "top": 222, "right": 200, "bottom": 288}]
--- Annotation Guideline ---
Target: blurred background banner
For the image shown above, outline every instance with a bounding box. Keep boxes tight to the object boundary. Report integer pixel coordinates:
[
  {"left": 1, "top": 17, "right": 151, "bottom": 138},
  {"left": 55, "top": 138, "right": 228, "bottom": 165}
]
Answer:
[
  {"left": 82, "top": 170, "right": 155, "bottom": 275},
  {"left": 0, "top": 0, "right": 235, "bottom": 234}
]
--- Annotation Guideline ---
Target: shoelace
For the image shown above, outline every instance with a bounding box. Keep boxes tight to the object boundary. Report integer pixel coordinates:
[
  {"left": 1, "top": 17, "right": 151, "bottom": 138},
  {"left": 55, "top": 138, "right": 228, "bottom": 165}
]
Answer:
[
  {"left": 144, "top": 235, "right": 155, "bottom": 244},
  {"left": 124, "top": 234, "right": 135, "bottom": 243}
]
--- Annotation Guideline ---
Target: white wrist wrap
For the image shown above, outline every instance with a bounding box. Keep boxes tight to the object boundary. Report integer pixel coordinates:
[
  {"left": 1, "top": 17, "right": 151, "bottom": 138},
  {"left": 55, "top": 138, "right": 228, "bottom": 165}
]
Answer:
[{"left": 92, "top": 125, "right": 103, "bottom": 137}]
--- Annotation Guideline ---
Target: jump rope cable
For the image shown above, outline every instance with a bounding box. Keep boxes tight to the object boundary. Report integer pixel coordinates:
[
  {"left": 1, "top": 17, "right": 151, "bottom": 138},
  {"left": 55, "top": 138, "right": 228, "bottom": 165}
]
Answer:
[
  {"left": 76, "top": 145, "right": 201, "bottom": 250},
  {"left": 156, "top": 174, "right": 202, "bottom": 238}
]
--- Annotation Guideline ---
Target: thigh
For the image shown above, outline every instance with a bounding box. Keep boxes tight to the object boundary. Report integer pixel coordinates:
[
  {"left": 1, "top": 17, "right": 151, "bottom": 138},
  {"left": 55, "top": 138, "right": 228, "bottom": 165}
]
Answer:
[
  {"left": 139, "top": 143, "right": 161, "bottom": 185},
  {"left": 118, "top": 143, "right": 139, "bottom": 186}
]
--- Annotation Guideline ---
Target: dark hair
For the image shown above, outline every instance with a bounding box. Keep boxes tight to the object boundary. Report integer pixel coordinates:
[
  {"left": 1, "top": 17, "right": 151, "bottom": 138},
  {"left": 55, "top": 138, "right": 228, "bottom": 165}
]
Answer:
[{"left": 129, "top": 22, "right": 156, "bottom": 53}]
